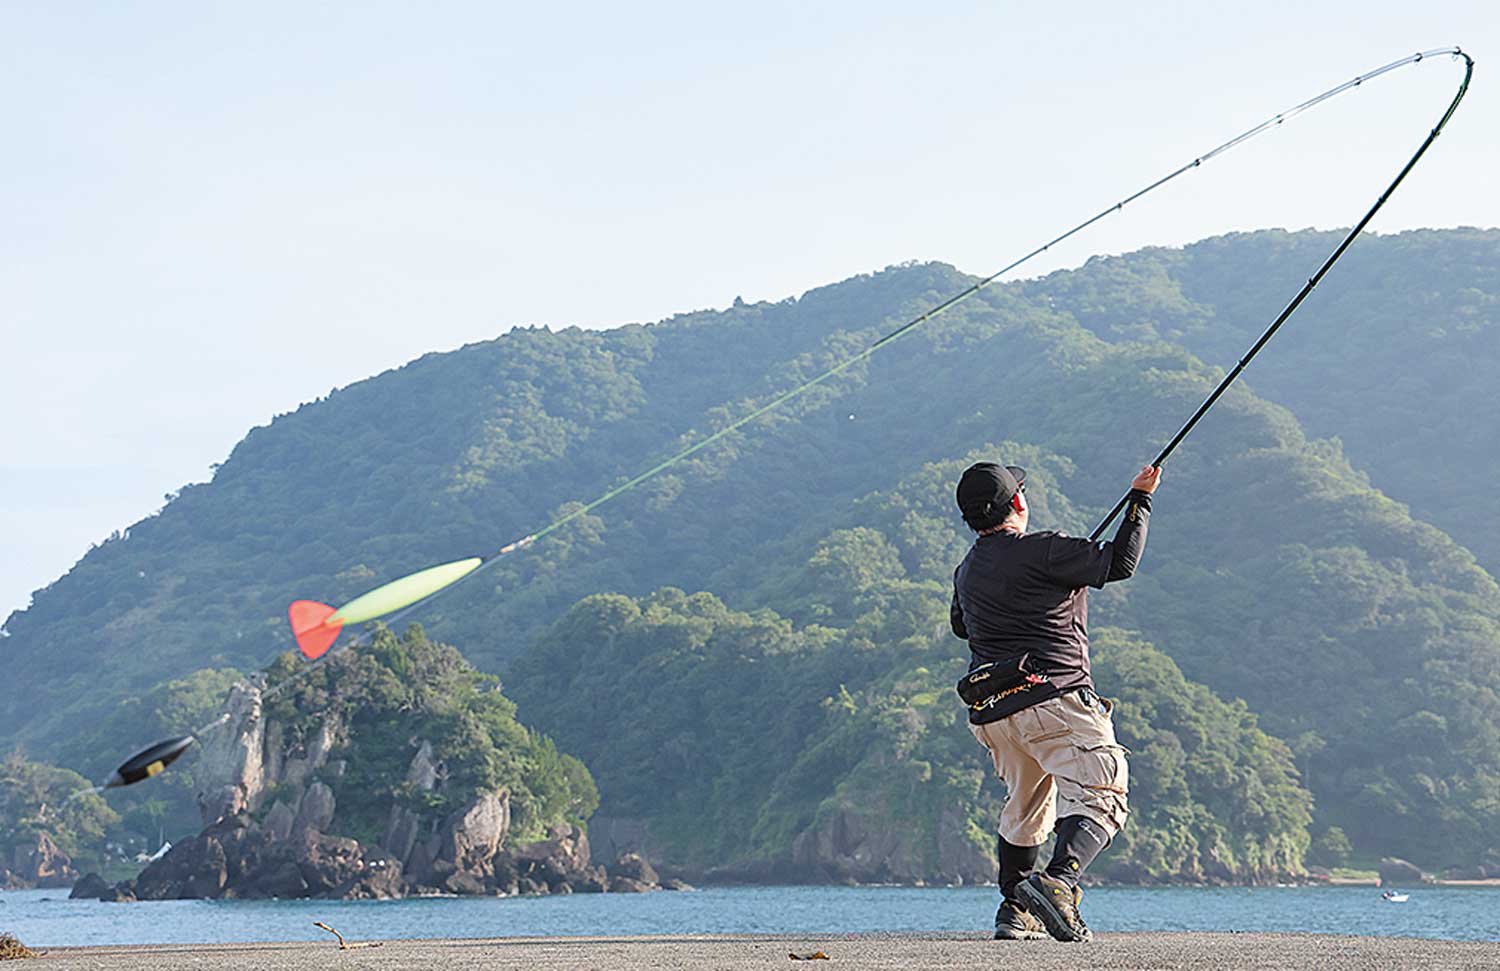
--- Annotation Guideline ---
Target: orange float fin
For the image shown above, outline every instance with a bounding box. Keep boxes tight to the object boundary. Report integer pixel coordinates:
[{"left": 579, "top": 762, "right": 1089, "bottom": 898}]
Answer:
[{"left": 288, "top": 600, "right": 343, "bottom": 660}]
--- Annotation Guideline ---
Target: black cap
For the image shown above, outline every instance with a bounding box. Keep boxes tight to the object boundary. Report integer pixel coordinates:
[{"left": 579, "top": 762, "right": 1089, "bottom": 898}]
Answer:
[{"left": 956, "top": 462, "right": 1027, "bottom": 530}]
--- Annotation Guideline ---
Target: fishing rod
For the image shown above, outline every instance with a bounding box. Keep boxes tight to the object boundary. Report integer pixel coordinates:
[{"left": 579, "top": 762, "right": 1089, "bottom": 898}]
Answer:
[
  {"left": 1088, "top": 48, "right": 1474, "bottom": 540},
  {"left": 93, "top": 47, "right": 1474, "bottom": 792},
  {"left": 342, "top": 47, "right": 1477, "bottom": 649}
]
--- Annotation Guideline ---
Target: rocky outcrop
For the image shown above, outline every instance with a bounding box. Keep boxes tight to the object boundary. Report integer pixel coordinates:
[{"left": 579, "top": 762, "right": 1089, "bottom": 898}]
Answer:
[
  {"left": 292, "top": 782, "right": 336, "bottom": 836},
  {"left": 438, "top": 791, "right": 510, "bottom": 873},
  {"left": 118, "top": 811, "right": 403, "bottom": 901},
  {"left": 263, "top": 800, "right": 295, "bottom": 842},
  {"left": 69, "top": 872, "right": 111, "bottom": 899},
  {"left": 406, "top": 740, "right": 441, "bottom": 790},
  {"left": 97, "top": 801, "right": 655, "bottom": 901},
  {"left": 1378, "top": 857, "right": 1429, "bottom": 886},
  {"left": 194, "top": 684, "right": 267, "bottom": 825},
  {"left": 606, "top": 852, "right": 660, "bottom": 892},
  {"left": 402, "top": 791, "right": 511, "bottom": 890},
  {"left": 505, "top": 824, "right": 608, "bottom": 895},
  {"left": 98, "top": 672, "right": 654, "bottom": 902},
  {"left": 192, "top": 683, "right": 350, "bottom": 834},
  {"left": 587, "top": 816, "right": 655, "bottom": 865},
  {"left": 1440, "top": 859, "right": 1500, "bottom": 880},
  {"left": 9, "top": 832, "right": 78, "bottom": 889},
  {"left": 788, "top": 805, "right": 991, "bottom": 886}
]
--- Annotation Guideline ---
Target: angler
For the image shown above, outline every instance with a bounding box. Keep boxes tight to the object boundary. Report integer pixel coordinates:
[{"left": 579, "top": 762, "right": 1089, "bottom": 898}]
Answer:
[{"left": 952, "top": 462, "right": 1159, "bottom": 942}]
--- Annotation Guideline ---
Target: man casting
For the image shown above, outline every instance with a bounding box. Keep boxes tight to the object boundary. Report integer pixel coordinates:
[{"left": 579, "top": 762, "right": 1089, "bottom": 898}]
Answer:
[{"left": 951, "top": 461, "right": 1159, "bottom": 942}]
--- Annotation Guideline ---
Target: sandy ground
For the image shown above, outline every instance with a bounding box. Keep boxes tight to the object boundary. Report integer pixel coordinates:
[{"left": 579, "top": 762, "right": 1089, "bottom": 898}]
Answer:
[{"left": 31, "top": 933, "right": 1500, "bottom": 970}]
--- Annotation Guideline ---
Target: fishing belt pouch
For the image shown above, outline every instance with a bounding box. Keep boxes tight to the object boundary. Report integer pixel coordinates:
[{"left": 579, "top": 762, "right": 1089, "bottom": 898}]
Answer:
[{"left": 957, "top": 655, "right": 1055, "bottom": 723}]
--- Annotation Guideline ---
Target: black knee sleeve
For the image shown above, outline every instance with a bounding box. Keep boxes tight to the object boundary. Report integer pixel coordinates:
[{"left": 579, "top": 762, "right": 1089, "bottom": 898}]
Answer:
[{"left": 1046, "top": 815, "right": 1111, "bottom": 886}]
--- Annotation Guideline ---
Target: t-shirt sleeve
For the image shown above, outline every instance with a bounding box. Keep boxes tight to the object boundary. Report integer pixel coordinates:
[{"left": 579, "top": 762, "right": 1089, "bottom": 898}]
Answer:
[{"left": 1043, "top": 534, "right": 1112, "bottom": 590}]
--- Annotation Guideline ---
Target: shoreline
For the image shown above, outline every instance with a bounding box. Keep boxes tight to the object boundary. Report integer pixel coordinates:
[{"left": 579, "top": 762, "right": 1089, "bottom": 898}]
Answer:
[
  {"left": 27, "top": 874, "right": 1500, "bottom": 898},
  {"left": 33, "top": 932, "right": 1500, "bottom": 970}
]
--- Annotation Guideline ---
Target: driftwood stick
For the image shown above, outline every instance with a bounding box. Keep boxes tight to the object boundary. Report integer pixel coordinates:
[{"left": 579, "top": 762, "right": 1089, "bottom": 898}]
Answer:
[{"left": 313, "top": 921, "right": 384, "bottom": 950}]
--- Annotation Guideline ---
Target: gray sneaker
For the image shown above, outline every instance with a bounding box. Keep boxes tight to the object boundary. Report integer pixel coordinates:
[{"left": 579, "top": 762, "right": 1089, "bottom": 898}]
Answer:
[
  {"left": 993, "top": 900, "right": 1048, "bottom": 940},
  {"left": 1016, "top": 873, "right": 1093, "bottom": 943}
]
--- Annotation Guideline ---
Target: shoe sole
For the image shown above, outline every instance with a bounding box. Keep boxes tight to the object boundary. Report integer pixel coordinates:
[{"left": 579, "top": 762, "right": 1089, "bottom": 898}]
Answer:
[
  {"left": 1016, "top": 877, "right": 1091, "bottom": 943},
  {"left": 993, "top": 928, "right": 1049, "bottom": 941}
]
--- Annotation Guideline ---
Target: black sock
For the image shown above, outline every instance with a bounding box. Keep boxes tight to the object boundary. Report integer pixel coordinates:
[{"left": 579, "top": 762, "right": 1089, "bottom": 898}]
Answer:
[
  {"left": 998, "top": 837, "right": 1042, "bottom": 902},
  {"left": 1046, "top": 815, "right": 1111, "bottom": 887}
]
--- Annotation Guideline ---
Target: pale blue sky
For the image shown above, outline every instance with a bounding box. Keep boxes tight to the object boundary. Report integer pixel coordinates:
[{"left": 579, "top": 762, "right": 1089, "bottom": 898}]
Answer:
[{"left": 3, "top": 1, "right": 1496, "bottom": 621}]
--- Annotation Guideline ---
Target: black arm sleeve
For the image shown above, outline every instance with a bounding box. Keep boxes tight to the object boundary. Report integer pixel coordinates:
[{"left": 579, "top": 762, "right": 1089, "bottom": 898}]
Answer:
[
  {"left": 950, "top": 587, "right": 969, "bottom": 639},
  {"left": 1104, "top": 489, "right": 1152, "bottom": 582},
  {"left": 1043, "top": 490, "right": 1154, "bottom": 589}
]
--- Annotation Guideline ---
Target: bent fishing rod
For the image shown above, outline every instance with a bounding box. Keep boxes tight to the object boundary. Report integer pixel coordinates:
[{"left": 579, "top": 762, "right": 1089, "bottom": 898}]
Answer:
[
  {"left": 1088, "top": 48, "right": 1474, "bottom": 540},
  {"left": 94, "top": 48, "right": 1474, "bottom": 792},
  {"left": 295, "top": 49, "right": 1476, "bottom": 677},
  {"left": 364, "top": 47, "right": 1476, "bottom": 642}
]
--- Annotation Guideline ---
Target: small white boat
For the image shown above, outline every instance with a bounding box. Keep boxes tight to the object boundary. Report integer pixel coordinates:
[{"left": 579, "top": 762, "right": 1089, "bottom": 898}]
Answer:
[{"left": 1381, "top": 890, "right": 1409, "bottom": 902}]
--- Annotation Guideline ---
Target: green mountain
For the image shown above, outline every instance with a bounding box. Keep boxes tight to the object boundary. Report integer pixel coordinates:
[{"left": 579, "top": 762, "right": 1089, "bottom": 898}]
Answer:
[{"left": 5, "top": 229, "right": 1498, "bottom": 875}]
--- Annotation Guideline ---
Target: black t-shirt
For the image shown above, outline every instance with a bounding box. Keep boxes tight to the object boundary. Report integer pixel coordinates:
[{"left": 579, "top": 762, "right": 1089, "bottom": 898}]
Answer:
[{"left": 952, "top": 530, "right": 1111, "bottom": 716}]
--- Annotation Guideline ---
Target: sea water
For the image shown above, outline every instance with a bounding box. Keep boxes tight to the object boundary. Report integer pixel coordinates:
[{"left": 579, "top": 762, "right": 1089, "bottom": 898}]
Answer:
[{"left": 4, "top": 885, "right": 1498, "bottom": 948}]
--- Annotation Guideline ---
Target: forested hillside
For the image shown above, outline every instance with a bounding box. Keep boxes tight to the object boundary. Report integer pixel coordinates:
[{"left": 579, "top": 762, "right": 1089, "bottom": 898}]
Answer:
[
  {"left": 5, "top": 229, "right": 1498, "bottom": 875},
  {"left": 508, "top": 590, "right": 1311, "bottom": 883},
  {"left": 1022, "top": 228, "right": 1500, "bottom": 572}
]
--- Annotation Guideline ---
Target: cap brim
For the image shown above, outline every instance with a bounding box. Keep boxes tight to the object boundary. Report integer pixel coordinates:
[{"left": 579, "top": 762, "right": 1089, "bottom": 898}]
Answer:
[{"left": 1006, "top": 465, "right": 1027, "bottom": 485}]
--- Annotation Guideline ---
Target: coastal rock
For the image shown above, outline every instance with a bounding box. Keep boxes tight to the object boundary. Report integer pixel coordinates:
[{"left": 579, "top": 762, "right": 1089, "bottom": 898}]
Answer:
[
  {"left": 119, "top": 762, "right": 618, "bottom": 901},
  {"left": 257, "top": 860, "right": 309, "bottom": 898},
  {"left": 791, "top": 807, "right": 899, "bottom": 884},
  {"left": 263, "top": 800, "right": 295, "bottom": 842},
  {"left": 330, "top": 849, "right": 403, "bottom": 900},
  {"left": 101, "top": 880, "right": 138, "bottom": 903},
  {"left": 608, "top": 852, "right": 659, "bottom": 887},
  {"left": 127, "top": 812, "right": 375, "bottom": 901},
  {"left": 404, "top": 837, "right": 437, "bottom": 886},
  {"left": 435, "top": 791, "right": 510, "bottom": 873},
  {"left": 280, "top": 719, "right": 343, "bottom": 794},
  {"left": 513, "top": 823, "right": 588, "bottom": 873},
  {"left": 194, "top": 683, "right": 267, "bottom": 825},
  {"left": 572, "top": 870, "right": 609, "bottom": 893},
  {"left": 135, "top": 830, "right": 228, "bottom": 900},
  {"left": 608, "top": 876, "right": 653, "bottom": 893},
  {"left": 442, "top": 870, "right": 486, "bottom": 895},
  {"left": 11, "top": 832, "right": 78, "bottom": 889},
  {"left": 587, "top": 816, "right": 653, "bottom": 865},
  {"left": 1202, "top": 842, "right": 1238, "bottom": 884},
  {"left": 383, "top": 806, "right": 422, "bottom": 866},
  {"left": 788, "top": 803, "right": 994, "bottom": 886},
  {"left": 1378, "top": 857, "right": 1427, "bottom": 886},
  {"left": 934, "top": 807, "right": 993, "bottom": 886},
  {"left": 406, "top": 740, "right": 441, "bottom": 791},
  {"left": 293, "top": 782, "right": 336, "bottom": 836},
  {"left": 509, "top": 824, "right": 597, "bottom": 894},
  {"left": 295, "top": 833, "right": 364, "bottom": 896},
  {"left": 69, "top": 873, "right": 111, "bottom": 899}
]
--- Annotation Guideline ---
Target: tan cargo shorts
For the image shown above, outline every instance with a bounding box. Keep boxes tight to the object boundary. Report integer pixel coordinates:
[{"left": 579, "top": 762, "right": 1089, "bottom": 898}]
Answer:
[{"left": 969, "top": 688, "right": 1130, "bottom": 847}]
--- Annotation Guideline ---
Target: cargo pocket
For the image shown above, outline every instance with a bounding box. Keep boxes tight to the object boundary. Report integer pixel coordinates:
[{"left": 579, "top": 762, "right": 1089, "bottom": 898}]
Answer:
[
  {"left": 1061, "top": 742, "right": 1130, "bottom": 833},
  {"left": 1074, "top": 743, "right": 1128, "bottom": 793},
  {"left": 1014, "top": 698, "right": 1072, "bottom": 744}
]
